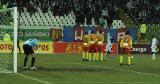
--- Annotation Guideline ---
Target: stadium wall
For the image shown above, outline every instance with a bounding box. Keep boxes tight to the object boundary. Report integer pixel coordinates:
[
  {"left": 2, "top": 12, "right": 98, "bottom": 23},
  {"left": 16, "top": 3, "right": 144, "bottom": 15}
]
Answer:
[
  {"left": 0, "top": 26, "right": 137, "bottom": 42},
  {"left": 2, "top": 25, "right": 154, "bottom": 54},
  {"left": 0, "top": 41, "right": 159, "bottom": 54},
  {"left": 0, "top": 41, "right": 53, "bottom": 54}
]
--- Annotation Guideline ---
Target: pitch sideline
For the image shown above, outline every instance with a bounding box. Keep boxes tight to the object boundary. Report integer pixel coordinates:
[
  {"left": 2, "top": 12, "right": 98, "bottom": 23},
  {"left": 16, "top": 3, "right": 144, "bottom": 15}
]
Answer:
[{"left": 75, "top": 63, "right": 160, "bottom": 77}]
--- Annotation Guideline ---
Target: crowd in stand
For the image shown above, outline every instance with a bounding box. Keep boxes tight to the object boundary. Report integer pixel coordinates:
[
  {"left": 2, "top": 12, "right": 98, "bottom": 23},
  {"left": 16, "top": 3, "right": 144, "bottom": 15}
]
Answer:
[
  {"left": 125, "top": 0, "right": 160, "bottom": 24},
  {"left": 0, "top": 0, "right": 160, "bottom": 25}
]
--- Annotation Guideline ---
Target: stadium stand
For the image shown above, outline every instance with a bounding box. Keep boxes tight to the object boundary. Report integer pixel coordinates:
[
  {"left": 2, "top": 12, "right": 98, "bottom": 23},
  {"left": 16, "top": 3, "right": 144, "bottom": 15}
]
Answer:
[
  {"left": 0, "top": 0, "right": 125, "bottom": 28},
  {"left": 0, "top": 0, "right": 159, "bottom": 28}
]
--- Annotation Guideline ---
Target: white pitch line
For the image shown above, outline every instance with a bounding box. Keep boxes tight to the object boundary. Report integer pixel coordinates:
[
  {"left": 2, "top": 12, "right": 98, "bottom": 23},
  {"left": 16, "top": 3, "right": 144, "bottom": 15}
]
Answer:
[
  {"left": 57, "top": 81, "right": 160, "bottom": 84},
  {"left": 75, "top": 63, "right": 160, "bottom": 77},
  {"left": 16, "top": 73, "right": 51, "bottom": 84}
]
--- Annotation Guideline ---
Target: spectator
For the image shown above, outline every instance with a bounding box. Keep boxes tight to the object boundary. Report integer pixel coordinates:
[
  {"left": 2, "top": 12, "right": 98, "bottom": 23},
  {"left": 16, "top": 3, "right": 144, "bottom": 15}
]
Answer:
[
  {"left": 3, "top": 31, "right": 11, "bottom": 42},
  {"left": 140, "top": 23, "right": 147, "bottom": 40}
]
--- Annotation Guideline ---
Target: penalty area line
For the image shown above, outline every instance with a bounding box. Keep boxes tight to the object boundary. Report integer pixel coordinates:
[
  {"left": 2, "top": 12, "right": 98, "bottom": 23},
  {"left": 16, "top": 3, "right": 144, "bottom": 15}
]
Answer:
[
  {"left": 16, "top": 73, "right": 51, "bottom": 84},
  {"left": 75, "top": 63, "right": 160, "bottom": 78},
  {"left": 59, "top": 81, "right": 160, "bottom": 84}
]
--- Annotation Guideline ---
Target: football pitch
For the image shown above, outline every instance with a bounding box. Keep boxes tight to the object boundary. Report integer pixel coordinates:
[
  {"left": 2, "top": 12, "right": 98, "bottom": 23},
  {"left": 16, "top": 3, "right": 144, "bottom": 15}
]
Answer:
[{"left": 1, "top": 54, "right": 160, "bottom": 84}]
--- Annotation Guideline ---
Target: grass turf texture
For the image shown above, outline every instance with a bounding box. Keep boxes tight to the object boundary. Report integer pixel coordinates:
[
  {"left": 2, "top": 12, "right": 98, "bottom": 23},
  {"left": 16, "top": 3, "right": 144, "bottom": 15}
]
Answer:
[{"left": 0, "top": 54, "right": 160, "bottom": 84}]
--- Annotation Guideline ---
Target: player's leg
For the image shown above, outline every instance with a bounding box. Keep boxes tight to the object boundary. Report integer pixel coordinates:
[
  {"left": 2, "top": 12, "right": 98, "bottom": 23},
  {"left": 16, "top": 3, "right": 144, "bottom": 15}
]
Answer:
[
  {"left": 30, "top": 47, "right": 37, "bottom": 69},
  {"left": 128, "top": 53, "right": 131, "bottom": 65},
  {"left": 100, "top": 52, "right": 104, "bottom": 61},
  {"left": 120, "top": 54, "right": 123, "bottom": 65},
  {"left": 82, "top": 50, "right": 85, "bottom": 61},
  {"left": 95, "top": 46, "right": 99, "bottom": 61},
  {"left": 23, "top": 44, "right": 30, "bottom": 68},
  {"left": 105, "top": 46, "right": 109, "bottom": 56},
  {"left": 89, "top": 46, "right": 92, "bottom": 61},
  {"left": 86, "top": 51, "right": 89, "bottom": 61},
  {"left": 151, "top": 47, "right": 157, "bottom": 60},
  {"left": 93, "top": 44, "right": 97, "bottom": 61},
  {"left": 106, "top": 45, "right": 111, "bottom": 57},
  {"left": 85, "top": 47, "right": 89, "bottom": 61},
  {"left": 152, "top": 52, "right": 156, "bottom": 60},
  {"left": 23, "top": 54, "right": 29, "bottom": 68},
  {"left": 93, "top": 51, "right": 96, "bottom": 61},
  {"left": 89, "top": 52, "right": 92, "bottom": 61},
  {"left": 90, "top": 44, "right": 94, "bottom": 61},
  {"left": 82, "top": 45, "right": 86, "bottom": 61},
  {"left": 100, "top": 45, "right": 104, "bottom": 61},
  {"left": 120, "top": 48, "right": 124, "bottom": 65},
  {"left": 127, "top": 48, "right": 131, "bottom": 66},
  {"left": 30, "top": 54, "right": 37, "bottom": 69}
]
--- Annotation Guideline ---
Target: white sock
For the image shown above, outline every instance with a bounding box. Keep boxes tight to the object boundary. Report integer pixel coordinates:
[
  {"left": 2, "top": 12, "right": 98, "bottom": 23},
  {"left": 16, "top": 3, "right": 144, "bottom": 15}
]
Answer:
[{"left": 152, "top": 54, "right": 155, "bottom": 60}]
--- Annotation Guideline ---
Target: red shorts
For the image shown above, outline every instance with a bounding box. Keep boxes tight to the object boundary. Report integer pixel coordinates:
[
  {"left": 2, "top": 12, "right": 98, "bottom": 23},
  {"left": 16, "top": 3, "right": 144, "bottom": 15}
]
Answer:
[
  {"left": 97, "top": 45, "right": 105, "bottom": 52},
  {"left": 89, "top": 44, "right": 97, "bottom": 53},
  {"left": 121, "top": 47, "right": 130, "bottom": 54},
  {"left": 83, "top": 46, "right": 89, "bottom": 52}
]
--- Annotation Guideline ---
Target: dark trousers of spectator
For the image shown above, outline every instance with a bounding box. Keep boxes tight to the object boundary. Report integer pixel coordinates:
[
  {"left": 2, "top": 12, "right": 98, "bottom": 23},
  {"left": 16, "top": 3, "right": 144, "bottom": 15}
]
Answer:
[
  {"left": 86, "top": 13, "right": 92, "bottom": 25},
  {"left": 86, "top": 17, "right": 92, "bottom": 25},
  {"left": 107, "top": 17, "right": 113, "bottom": 28}
]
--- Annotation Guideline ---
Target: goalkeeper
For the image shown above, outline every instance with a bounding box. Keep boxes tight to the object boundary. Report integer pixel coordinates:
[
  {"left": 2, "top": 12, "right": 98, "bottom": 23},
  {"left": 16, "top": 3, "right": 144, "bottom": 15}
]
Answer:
[
  {"left": 22, "top": 37, "right": 39, "bottom": 70},
  {"left": 120, "top": 31, "right": 132, "bottom": 66}
]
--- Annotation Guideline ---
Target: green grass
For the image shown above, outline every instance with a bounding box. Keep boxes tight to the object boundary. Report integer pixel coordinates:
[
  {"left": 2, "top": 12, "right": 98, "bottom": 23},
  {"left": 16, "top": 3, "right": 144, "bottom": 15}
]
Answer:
[{"left": 1, "top": 54, "right": 160, "bottom": 84}]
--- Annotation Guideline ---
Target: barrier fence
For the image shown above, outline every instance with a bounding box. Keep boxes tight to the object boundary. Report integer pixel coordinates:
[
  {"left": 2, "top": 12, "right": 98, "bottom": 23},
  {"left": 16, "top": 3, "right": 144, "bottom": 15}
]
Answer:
[{"left": 0, "top": 41, "right": 158, "bottom": 54}]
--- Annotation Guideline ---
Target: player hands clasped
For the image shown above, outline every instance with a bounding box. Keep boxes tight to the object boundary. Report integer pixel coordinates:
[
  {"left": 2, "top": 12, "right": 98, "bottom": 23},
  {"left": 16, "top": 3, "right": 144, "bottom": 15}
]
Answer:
[
  {"left": 151, "top": 34, "right": 159, "bottom": 60},
  {"left": 23, "top": 37, "right": 39, "bottom": 70},
  {"left": 120, "top": 31, "right": 133, "bottom": 66}
]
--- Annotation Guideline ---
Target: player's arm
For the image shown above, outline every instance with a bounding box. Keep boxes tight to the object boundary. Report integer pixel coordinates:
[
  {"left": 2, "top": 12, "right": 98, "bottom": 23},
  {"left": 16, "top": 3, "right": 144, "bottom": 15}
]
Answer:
[
  {"left": 102, "top": 35, "right": 104, "bottom": 43},
  {"left": 82, "top": 35, "right": 85, "bottom": 42},
  {"left": 95, "top": 35, "right": 98, "bottom": 43},
  {"left": 120, "top": 38, "right": 123, "bottom": 48},
  {"left": 87, "top": 35, "right": 91, "bottom": 45},
  {"left": 129, "top": 38, "right": 133, "bottom": 49}
]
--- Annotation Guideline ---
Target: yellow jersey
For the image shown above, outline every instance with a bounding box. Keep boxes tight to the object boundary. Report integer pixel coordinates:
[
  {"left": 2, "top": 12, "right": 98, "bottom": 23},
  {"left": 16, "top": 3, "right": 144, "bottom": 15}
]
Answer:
[
  {"left": 97, "top": 34, "right": 104, "bottom": 44},
  {"left": 90, "top": 34, "right": 98, "bottom": 44},
  {"left": 120, "top": 35, "right": 132, "bottom": 48},
  {"left": 83, "top": 34, "right": 90, "bottom": 46}
]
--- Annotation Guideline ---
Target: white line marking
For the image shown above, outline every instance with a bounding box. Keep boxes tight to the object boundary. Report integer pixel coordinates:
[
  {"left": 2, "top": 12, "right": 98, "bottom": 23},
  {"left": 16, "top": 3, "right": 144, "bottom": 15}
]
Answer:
[
  {"left": 75, "top": 63, "right": 160, "bottom": 77},
  {"left": 17, "top": 73, "right": 51, "bottom": 84},
  {"left": 57, "top": 81, "right": 160, "bottom": 84}
]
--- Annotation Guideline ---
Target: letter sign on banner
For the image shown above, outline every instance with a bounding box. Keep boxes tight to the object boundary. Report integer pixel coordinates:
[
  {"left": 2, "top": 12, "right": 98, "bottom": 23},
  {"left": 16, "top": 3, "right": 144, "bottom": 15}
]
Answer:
[
  {"left": 74, "top": 26, "right": 84, "bottom": 42},
  {"left": 117, "top": 28, "right": 127, "bottom": 42}
]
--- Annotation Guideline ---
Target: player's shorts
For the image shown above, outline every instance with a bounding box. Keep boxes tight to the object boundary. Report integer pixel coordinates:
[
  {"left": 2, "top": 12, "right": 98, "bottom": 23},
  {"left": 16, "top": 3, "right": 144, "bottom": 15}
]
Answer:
[
  {"left": 151, "top": 47, "right": 159, "bottom": 53},
  {"left": 97, "top": 41, "right": 105, "bottom": 52},
  {"left": 89, "top": 44, "right": 97, "bottom": 53},
  {"left": 97, "top": 45, "right": 105, "bottom": 52},
  {"left": 123, "top": 43, "right": 129, "bottom": 47},
  {"left": 83, "top": 43, "right": 89, "bottom": 52},
  {"left": 23, "top": 44, "right": 34, "bottom": 55},
  {"left": 121, "top": 47, "right": 130, "bottom": 54}
]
